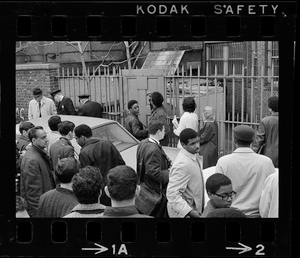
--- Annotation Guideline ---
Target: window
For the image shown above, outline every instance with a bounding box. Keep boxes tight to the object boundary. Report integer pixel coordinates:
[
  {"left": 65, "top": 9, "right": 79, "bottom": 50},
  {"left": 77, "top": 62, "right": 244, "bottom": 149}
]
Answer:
[{"left": 206, "top": 42, "right": 243, "bottom": 76}]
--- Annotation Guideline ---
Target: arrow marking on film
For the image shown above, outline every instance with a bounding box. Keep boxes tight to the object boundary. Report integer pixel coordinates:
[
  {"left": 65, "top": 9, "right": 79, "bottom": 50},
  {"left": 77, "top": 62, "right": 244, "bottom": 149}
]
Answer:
[
  {"left": 82, "top": 243, "right": 109, "bottom": 255},
  {"left": 226, "top": 242, "right": 252, "bottom": 254}
]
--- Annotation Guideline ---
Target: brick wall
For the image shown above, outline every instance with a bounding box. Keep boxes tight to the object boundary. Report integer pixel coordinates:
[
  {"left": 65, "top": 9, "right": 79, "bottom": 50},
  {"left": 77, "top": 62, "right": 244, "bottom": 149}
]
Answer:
[{"left": 16, "top": 63, "right": 60, "bottom": 121}]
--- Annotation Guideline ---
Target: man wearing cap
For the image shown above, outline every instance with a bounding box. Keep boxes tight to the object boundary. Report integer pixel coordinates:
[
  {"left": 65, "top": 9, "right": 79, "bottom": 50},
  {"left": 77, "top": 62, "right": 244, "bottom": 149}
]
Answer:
[
  {"left": 28, "top": 87, "right": 57, "bottom": 120},
  {"left": 77, "top": 94, "right": 103, "bottom": 118},
  {"left": 252, "top": 96, "right": 279, "bottom": 168},
  {"left": 51, "top": 89, "right": 77, "bottom": 116},
  {"left": 215, "top": 125, "right": 276, "bottom": 218}
]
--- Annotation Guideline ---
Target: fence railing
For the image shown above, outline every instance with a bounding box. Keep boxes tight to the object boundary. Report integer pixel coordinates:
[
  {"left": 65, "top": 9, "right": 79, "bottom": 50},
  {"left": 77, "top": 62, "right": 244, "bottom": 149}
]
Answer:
[
  {"left": 57, "top": 62, "right": 278, "bottom": 156},
  {"left": 57, "top": 66, "right": 124, "bottom": 124}
]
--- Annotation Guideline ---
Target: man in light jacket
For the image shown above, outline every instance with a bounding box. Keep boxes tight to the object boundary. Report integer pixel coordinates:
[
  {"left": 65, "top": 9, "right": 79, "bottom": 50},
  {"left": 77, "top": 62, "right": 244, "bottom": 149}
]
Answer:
[
  {"left": 167, "top": 128, "right": 205, "bottom": 218},
  {"left": 28, "top": 87, "right": 57, "bottom": 120}
]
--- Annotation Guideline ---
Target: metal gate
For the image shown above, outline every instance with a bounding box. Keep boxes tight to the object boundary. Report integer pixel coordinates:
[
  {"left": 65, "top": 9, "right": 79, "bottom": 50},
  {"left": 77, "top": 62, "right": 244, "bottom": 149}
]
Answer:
[
  {"left": 57, "top": 66, "right": 124, "bottom": 124},
  {"left": 57, "top": 62, "right": 278, "bottom": 156}
]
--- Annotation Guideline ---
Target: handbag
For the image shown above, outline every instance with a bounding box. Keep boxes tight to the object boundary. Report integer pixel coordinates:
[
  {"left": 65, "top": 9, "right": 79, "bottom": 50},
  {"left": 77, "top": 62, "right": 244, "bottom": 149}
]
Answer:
[{"left": 135, "top": 182, "right": 162, "bottom": 215}]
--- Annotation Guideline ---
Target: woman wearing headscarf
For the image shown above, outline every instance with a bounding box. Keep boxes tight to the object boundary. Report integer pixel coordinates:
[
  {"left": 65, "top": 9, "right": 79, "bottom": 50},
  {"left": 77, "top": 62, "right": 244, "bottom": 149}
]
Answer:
[{"left": 199, "top": 106, "right": 218, "bottom": 169}]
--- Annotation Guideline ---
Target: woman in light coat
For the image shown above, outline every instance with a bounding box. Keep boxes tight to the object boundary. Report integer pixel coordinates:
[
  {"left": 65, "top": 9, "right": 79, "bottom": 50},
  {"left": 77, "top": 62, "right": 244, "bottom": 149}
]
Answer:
[{"left": 173, "top": 97, "right": 199, "bottom": 148}]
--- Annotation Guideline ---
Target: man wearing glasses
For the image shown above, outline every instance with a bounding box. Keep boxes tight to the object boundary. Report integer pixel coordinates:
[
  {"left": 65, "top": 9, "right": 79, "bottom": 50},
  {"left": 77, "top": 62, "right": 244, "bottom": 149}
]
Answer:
[
  {"left": 28, "top": 87, "right": 57, "bottom": 120},
  {"left": 201, "top": 173, "right": 238, "bottom": 217},
  {"left": 215, "top": 125, "right": 276, "bottom": 218}
]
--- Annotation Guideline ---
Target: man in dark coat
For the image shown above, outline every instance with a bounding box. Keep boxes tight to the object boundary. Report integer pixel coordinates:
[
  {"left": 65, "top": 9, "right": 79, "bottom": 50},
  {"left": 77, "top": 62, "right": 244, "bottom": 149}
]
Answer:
[
  {"left": 51, "top": 89, "right": 77, "bottom": 115},
  {"left": 252, "top": 96, "right": 279, "bottom": 168},
  {"left": 77, "top": 94, "right": 103, "bottom": 118},
  {"left": 136, "top": 120, "right": 172, "bottom": 217},
  {"left": 148, "top": 92, "right": 170, "bottom": 146},
  {"left": 20, "top": 126, "right": 56, "bottom": 217},
  {"left": 16, "top": 121, "right": 35, "bottom": 152},
  {"left": 74, "top": 124, "right": 125, "bottom": 206},
  {"left": 49, "top": 121, "right": 76, "bottom": 183},
  {"left": 124, "top": 100, "right": 148, "bottom": 141}
]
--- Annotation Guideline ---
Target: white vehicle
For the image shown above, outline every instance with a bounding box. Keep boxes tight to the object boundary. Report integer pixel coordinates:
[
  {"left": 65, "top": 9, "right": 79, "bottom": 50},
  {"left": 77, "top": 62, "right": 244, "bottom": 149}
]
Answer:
[{"left": 16, "top": 115, "right": 180, "bottom": 169}]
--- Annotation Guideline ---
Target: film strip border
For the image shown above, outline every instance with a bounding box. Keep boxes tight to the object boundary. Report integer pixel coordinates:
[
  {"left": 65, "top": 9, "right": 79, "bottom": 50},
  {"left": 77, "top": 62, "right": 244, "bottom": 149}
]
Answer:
[
  {"left": 0, "top": 1, "right": 297, "bottom": 39},
  {"left": 5, "top": 219, "right": 288, "bottom": 256}
]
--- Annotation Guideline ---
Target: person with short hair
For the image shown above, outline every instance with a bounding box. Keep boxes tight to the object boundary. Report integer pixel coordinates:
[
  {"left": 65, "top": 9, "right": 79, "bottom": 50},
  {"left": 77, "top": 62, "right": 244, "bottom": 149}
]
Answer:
[
  {"left": 77, "top": 94, "right": 103, "bottom": 118},
  {"left": 20, "top": 126, "right": 55, "bottom": 217},
  {"left": 201, "top": 173, "right": 237, "bottom": 217},
  {"left": 49, "top": 121, "right": 76, "bottom": 181},
  {"left": 148, "top": 91, "right": 170, "bottom": 146},
  {"left": 16, "top": 121, "right": 35, "bottom": 152},
  {"left": 64, "top": 166, "right": 106, "bottom": 217},
  {"left": 124, "top": 100, "right": 148, "bottom": 141},
  {"left": 136, "top": 120, "right": 172, "bottom": 217},
  {"left": 215, "top": 125, "right": 276, "bottom": 218},
  {"left": 74, "top": 124, "right": 125, "bottom": 206},
  {"left": 199, "top": 106, "right": 218, "bottom": 169},
  {"left": 173, "top": 97, "right": 199, "bottom": 148},
  {"left": 28, "top": 87, "right": 57, "bottom": 120},
  {"left": 206, "top": 207, "right": 246, "bottom": 218},
  {"left": 46, "top": 115, "right": 62, "bottom": 153},
  {"left": 37, "top": 157, "right": 79, "bottom": 217},
  {"left": 252, "top": 96, "right": 279, "bottom": 168},
  {"left": 102, "top": 165, "right": 153, "bottom": 218},
  {"left": 50, "top": 89, "right": 77, "bottom": 115},
  {"left": 167, "top": 128, "right": 205, "bottom": 218}
]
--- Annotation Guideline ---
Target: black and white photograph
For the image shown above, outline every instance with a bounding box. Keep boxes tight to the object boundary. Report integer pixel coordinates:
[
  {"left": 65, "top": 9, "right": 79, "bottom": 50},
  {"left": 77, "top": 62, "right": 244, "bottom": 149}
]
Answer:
[
  {"left": 15, "top": 40, "right": 280, "bottom": 219},
  {"left": 0, "top": 1, "right": 295, "bottom": 257}
]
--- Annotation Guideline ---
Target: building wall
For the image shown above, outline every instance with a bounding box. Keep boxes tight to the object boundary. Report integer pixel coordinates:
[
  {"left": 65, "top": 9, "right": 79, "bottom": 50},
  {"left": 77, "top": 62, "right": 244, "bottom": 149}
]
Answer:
[{"left": 16, "top": 63, "right": 60, "bottom": 121}]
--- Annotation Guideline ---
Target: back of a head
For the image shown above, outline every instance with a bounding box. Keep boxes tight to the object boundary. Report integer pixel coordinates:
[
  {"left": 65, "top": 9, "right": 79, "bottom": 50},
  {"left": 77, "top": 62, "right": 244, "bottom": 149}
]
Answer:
[
  {"left": 72, "top": 166, "right": 103, "bottom": 204},
  {"left": 48, "top": 115, "right": 62, "bottom": 131},
  {"left": 19, "top": 121, "right": 35, "bottom": 134},
  {"left": 206, "top": 208, "right": 246, "bottom": 218},
  {"left": 182, "top": 97, "right": 196, "bottom": 112},
  {"left": 74, "top": 124, "right": 93, "bottom": 138},
  {"left": 206, "top": 173, "right": 232, "bottom": 194},
  {"left": 148, "top": 120, "right": 164, "bottom": 135},
  {"left": 151, "top": 91, "right": 164, "bottom": 107},
  {"left": 233, "top": 125, "right": 254, "bottom": 146},
  {"left": 268, "top": 96, "right": 278, "bottom": 112},
  {"left": 179, "top": 128, "right": 198, "bottom": 145},
  {"left": 107, "top": 165, "right": 138, "bottom": 202},
  {"left": 55, "top": 157, "right": 79, "bottom": 184},
  {"left": 58, "top": 121, "right": 75, "bottom": 136}
]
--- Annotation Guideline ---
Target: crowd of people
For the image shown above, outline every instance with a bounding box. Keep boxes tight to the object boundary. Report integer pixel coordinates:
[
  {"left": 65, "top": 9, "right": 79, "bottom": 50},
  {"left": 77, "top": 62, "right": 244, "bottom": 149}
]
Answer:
[{"left": 16, "top": 87, "right": 279, "bottom": 218}]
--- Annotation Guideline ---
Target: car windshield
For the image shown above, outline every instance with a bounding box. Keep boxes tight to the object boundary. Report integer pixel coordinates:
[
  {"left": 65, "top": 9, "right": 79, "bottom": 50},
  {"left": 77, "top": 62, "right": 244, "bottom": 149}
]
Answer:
[{"left": 92, "top": 123, "right": 138, "bottom": 152}]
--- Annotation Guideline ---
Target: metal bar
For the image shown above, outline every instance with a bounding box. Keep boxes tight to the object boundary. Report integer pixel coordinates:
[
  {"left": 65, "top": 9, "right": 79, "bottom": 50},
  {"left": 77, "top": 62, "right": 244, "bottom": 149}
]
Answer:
[
  {"left": 189, "top": 65, "right": 192, "bottom": 97},
  {"left": 241, "top": 63, "right": 244, "bottom": 123},
  {"left": 197, "top": 65, "right": 201, "bottom": 131},
  {"left": 250, "top": 64, "right": 254, "bottom": 123},
  {"left": 260, "top": 65, "right": 264, "bottom": 121}
]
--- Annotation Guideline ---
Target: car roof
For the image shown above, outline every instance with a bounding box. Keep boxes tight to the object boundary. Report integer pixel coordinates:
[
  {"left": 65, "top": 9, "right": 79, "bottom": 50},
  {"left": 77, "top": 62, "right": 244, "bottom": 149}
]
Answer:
[{"left": 16, "top": 115, "right": 117, "bottom": 133}]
